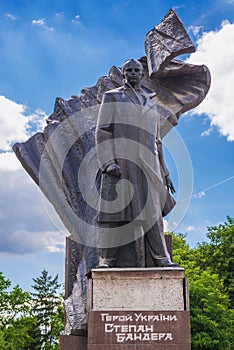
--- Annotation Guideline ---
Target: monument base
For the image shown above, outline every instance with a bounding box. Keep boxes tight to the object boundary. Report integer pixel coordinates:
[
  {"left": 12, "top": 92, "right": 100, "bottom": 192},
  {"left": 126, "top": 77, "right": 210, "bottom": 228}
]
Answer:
[
  {"left": 87, "top": 268, "right": 191, "bottom": 350},
  {"left": 88, "top": 345, "right": 190, "bottom": 350},
  {"left": 60, "top": 335, "right": 87, "bottom": 350}
]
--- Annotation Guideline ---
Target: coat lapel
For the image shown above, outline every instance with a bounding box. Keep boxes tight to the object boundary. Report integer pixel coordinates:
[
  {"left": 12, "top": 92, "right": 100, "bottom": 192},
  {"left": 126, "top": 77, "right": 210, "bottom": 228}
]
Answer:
[
  {"left": 123, "top": 88, "right": 142, "bottom": 106},
  {"left": 122, "top": 85, "right": 158, "bottom": 122}
]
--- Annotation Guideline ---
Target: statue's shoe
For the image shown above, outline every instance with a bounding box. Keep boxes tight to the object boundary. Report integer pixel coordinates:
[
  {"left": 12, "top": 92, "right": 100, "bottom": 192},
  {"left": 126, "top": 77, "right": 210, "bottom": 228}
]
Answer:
[
  {"left": 162, "top": 262, "right": 180, "bottom": 268},
  {"left": 96, "top": 263, "right": 111, "bottom": 268}
]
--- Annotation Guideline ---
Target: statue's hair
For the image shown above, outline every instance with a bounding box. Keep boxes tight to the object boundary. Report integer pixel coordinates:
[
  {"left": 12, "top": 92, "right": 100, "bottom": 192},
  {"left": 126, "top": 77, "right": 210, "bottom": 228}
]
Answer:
[{"left": 122, "top": 59, "right": 143, "bottom": 73}]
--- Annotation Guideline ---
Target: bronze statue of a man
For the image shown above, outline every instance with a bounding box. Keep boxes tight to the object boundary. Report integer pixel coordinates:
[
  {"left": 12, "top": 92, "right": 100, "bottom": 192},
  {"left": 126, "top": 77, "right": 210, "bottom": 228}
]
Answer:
[
  {"left": 13, "top": 9, "right": 211, "bottom": 332},
  {"left": 95, "top": 59, "right": 179, "bottom": 268}
]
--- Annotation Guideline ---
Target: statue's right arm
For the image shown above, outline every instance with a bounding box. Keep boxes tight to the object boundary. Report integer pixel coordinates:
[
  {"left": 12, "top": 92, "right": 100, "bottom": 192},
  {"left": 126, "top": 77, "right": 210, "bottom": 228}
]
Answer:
[{"left": 95, "top": 92, "right": 118, "bottom": 173}]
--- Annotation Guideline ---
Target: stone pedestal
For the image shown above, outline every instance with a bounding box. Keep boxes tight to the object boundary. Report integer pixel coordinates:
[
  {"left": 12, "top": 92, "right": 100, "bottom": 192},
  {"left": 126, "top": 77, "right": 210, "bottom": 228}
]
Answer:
[
  {"left": 87, "top": 268, "right": 191, "bottom": 349},
  {"left": 60, "top": 335, "right": 87, "bottom": 350}
]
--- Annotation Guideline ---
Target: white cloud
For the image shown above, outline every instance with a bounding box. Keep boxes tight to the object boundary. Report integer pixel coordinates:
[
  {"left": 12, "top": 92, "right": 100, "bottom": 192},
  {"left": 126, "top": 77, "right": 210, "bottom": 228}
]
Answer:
[
  {"left": 0, "top": 152, "right": 21, "bottom": 171},
  {"left": 55, "top": 12, "right": 64, "bottom": 20},
  {"left": 188, "top": 25, "right": 203, "bottom": 37},
  {"left": 32, "top": 18, "right": 46, "bottom": 26},
  {"left": 187, "top": 20, "right": 234, "bottom": 141},
  {"left": 0, "top": 96, "right": 30, "bottom": 151},
  {"left": 186, "top": 225, "right": 196, "bottom": 232},
  {"left": 163, "top": 219, "right": 178, "bottom": 233},
  {"left": 0, "top": 95, "right": 46, "bottom": 151},
  {"left": 0, "top": 168, "right": 66, "bottom": 255},
  {"left": 4, "top": 13, "right": 17, "bottom": 21},
  {"left": 72, "top": 15, "right": 81, "bottom": 25},
  {"left": 172, "top": 5, "right": 186, "bottom": 11},
  {"left": 27, "top": 108, "right": 47, "bottom": 132},
  {"left": 163, "top": 218, "right": 170, "bottom": 232},
  {"left": 0, "top": 95, "right": 59, "bottom": 255},
  {"left": 193, "top": 191, "right": 206, "bottom": 199},
  {"left": 201, "top": 126, "right": 213, "bottom": 137},
  {"left": 32, "top": 18, "right": 54, "bottom": 31},
  {"left": 1, "top": 229, "right": 65, "bottom": 255}
]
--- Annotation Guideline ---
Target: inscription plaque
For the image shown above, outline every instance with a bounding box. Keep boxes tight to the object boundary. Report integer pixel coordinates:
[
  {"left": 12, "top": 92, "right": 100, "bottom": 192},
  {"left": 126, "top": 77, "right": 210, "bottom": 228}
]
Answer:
[
  {"left": 87, "top": 269, "right": 191, "bottom": 349},
  {"left": 88, "top": 311, "right": 190, "bottom": 349}
]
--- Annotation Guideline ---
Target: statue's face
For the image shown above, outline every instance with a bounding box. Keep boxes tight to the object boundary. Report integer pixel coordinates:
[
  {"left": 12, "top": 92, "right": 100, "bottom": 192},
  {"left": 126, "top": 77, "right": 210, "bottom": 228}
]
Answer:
[{"left": 123, "top": 61, "right": 143, "bottom": 86}]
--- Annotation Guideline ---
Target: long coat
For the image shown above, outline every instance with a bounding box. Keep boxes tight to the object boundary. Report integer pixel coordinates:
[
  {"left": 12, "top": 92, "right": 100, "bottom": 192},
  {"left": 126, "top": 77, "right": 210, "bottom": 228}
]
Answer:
[{"left": 95, "top": 84, "right": 173, "bottom": 223}]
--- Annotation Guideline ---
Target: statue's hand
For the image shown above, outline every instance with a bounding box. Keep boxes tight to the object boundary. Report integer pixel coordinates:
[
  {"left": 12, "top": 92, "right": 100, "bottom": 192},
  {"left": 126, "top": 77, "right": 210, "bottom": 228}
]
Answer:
[
  {"left": 106, "top": 164, "right": 121, "bottom": 177},
  {"left": 165, "top": 175, "right": 176, "bottom": 194}
]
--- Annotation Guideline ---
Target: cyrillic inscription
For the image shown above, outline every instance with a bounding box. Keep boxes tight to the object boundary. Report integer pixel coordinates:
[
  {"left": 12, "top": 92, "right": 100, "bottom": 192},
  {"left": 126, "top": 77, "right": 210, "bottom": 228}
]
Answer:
[{"left": 100, "top": 312, "right": 177, "bottom": 343}]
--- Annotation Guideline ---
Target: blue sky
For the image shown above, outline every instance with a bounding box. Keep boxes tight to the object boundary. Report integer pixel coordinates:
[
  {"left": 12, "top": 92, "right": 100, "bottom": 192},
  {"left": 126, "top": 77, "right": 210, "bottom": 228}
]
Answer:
[{"left": 0, "top": 0, "right": 233, "bottom": 291}]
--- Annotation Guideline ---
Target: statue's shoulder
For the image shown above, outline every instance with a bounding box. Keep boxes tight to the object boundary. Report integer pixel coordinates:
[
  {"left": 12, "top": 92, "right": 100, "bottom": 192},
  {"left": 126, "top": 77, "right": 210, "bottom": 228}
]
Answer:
[
  {"left": 104, "top": 86, "right": 124, "bottom": 95},
  {"left": 102, "top": 87, "right": 124, "bottom": 103}
]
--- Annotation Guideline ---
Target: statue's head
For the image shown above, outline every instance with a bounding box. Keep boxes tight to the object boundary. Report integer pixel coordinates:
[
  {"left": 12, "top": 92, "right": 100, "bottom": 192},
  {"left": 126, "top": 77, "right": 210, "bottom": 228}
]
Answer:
[{"left": 122, "top": 59, "right": 143, "bottom": 87}]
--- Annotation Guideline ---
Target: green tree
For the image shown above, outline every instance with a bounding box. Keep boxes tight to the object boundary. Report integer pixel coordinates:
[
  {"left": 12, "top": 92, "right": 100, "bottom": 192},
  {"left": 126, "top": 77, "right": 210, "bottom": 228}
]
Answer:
[
  {"left": 195, "top": 216, "right": 234, "bottom": 306},
  {"left": 189, "top": 270, "right": 233, "bottom": 350},
  {"left": 31, "top": 270, "right": 64, "bottom": 349},
  {"left": 0, "top": 270, "right": 64, "bottom": 349},
  {"left": 2, "top": 316, "right": 38, "bottom": 350},
  {"left": 172, "top": 231, "right": 233, "bottom": 350},
  {"left": 0, "top": 272, "right": 36, "bottom": 349}
]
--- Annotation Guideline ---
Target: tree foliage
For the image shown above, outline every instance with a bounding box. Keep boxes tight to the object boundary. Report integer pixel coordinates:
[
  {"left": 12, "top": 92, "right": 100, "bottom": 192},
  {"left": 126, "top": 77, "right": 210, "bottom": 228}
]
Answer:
[
  {"left": 0, "top": 270, "right": 64, "bottom": 350},
  {"left": 195, "top": 216, "right": 234, "bottom": 306},
  {"left": 172, "top": 217, "right": 234, "bottom": 350},
  {"left": 31, "top": 270, "right": 64, "bottom": 349},
  {"left": 0, "top": 272, "right": 36, "bottom": 349}
]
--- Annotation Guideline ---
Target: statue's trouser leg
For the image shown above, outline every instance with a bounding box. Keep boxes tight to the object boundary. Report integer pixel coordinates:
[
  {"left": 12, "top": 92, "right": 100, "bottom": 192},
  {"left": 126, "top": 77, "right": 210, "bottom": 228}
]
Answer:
[
  {"left": 98, "top": 222, "right": 126, "bottom": 267},
  {"left": 98, "top": 221, "right": 141, "bottom": 267},
  {"left": 143, "top": 217, "right": 172, "bottom": 266}
]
